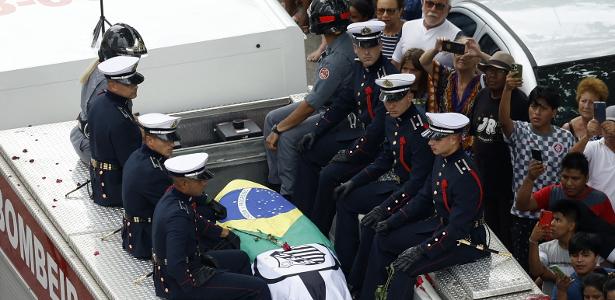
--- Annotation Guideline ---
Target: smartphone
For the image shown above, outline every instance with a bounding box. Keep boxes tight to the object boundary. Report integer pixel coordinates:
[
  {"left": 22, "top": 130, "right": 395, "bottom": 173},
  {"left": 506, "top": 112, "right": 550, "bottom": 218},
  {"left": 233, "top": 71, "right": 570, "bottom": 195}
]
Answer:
[
  {"left": 442, "top": 40, "right": 466, "bottom": 55},
  {"left": 531, "top": 149, "right": 543, "bottom": 162},
  {"left": 549, "top": 265, "right": 566, "bottom": 277},
  {"left": 539, "top": 210, "right": 553, "bottom": 226},
  {"left": 510, "top": 63, "right": 523, "bottom": 79},
  {"left": 594, "top": 101, "right": 607, "bottom": 123}
]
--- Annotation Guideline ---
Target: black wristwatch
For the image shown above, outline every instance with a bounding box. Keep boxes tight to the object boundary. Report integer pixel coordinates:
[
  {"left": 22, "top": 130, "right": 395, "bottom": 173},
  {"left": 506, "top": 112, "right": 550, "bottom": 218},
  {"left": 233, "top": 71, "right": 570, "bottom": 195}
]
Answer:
[{"left": 271, "top": 124, "right": 282, "bottom": 135}]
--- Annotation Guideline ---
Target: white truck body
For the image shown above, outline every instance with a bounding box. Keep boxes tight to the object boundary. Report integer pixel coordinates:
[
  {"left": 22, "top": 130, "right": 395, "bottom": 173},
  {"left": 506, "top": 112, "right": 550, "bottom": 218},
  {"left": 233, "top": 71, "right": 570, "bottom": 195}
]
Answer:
[{"left": 0, "top": 0, "right": 307, "bottom": 130}]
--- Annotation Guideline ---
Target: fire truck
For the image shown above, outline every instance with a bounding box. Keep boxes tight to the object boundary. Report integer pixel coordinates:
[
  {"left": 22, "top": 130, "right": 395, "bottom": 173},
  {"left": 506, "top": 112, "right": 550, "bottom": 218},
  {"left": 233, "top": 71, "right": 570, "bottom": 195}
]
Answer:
[{"left": 0, "top": 0, "right": 542, "bottom": 299}]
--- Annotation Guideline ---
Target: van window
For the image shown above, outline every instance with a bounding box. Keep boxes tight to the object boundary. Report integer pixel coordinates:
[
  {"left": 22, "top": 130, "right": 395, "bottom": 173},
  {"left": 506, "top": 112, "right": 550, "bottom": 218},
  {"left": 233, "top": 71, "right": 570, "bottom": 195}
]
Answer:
[
  {"left": 535, "top": 55, "right": 615, "bottom": 126},
  {"left": 447, "top": 12, "right": 477, "bottom": 37},
  {"left": 478, "top": 34, "right": 500, "bottom": 55}
]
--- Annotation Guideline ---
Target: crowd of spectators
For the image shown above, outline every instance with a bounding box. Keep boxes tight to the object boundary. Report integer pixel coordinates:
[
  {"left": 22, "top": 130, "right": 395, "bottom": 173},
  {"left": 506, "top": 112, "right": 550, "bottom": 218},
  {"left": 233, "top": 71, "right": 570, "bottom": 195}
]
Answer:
[{"left": 275, "top": 0, "right": 615, "bottom": 298}]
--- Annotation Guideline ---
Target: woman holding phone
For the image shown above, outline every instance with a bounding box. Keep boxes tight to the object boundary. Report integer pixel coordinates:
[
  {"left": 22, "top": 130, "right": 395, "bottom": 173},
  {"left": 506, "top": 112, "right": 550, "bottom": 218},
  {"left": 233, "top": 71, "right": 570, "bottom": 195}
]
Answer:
[
  {"left": 419, "top": 36, "right": 490, "bottom": 149},
  {"left": 563, "top": 77, "right": 609, "bottom": 141}
]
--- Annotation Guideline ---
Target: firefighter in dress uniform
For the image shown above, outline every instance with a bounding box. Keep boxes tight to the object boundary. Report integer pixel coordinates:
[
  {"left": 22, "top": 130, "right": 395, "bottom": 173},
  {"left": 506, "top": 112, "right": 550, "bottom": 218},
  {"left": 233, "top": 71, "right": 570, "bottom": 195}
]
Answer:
[
  {"left": 152, "top": 153, "right": 271, "bottom": 300},
  {"left": 358, "top": 112, "right": 487, "bottom": 300},
  {"left": 70, "top": 23, "right": 147, "bottom": 164},
  {"left": 88, "top": 56, "right": 145, "bottom": 207},
  {"left": 332, "top": 74, "right": 434, "bottom": 278},
  {"left": 292, "top": 20, "right": 398, "bottom": 221},
  {"left": 121, "top": 113, "right": 180, "bottom": 259},
  {"left": 123, "top": 113, "right": 240, "bottom": 259}
]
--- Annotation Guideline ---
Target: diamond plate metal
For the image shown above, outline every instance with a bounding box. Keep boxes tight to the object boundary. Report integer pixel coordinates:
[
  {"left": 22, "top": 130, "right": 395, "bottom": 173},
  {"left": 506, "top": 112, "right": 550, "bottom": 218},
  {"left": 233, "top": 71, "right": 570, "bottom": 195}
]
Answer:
[
  {"left": 0, "top": 122, "right": 123, "bottom": 236},
  {"left": 431, "top": 270, "right": 472, "bottom": 300},
  {"left": 432, "top": 226, "right": 543, "bottom": 299},
  {"left": 70, "top": 232, "right": 156, "bottom": 299},
  {"left": 0, "top": 153, "right": 109, "bottom": 299}
]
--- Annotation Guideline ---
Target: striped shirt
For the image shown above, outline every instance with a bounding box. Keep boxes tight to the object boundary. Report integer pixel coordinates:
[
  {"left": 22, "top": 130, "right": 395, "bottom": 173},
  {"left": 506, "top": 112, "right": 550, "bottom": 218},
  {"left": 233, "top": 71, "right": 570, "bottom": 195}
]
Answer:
[{"left": 380, "top": 32, "right": 401, "bottom": 60}]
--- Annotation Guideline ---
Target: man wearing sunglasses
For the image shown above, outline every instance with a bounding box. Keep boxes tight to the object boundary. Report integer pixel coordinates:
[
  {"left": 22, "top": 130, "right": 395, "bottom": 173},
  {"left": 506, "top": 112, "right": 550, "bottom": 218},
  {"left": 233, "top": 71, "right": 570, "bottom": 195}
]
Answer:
[{"left": 391, "top": 0, "right": 460, "bottom": 69}]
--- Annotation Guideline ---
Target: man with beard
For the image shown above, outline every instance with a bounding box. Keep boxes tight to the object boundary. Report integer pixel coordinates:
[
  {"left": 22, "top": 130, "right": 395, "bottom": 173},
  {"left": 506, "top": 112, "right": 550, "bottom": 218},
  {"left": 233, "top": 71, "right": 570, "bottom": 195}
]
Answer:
[{"left": 391, "top": 0, "right": 460, "bottom": 69}]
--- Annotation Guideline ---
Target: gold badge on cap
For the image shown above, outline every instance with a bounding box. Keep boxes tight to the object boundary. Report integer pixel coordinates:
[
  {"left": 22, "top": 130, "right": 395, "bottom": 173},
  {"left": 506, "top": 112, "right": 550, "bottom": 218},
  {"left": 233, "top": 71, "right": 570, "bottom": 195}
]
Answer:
[
  {"left": 361, "top": 27, "right": 372, "bottom": 35},
  {"left": 171, "top": 120, "right": 179, "bottom": 129},
  {"left": 383, "top": 79, "right": 394, "bottom": 88}
]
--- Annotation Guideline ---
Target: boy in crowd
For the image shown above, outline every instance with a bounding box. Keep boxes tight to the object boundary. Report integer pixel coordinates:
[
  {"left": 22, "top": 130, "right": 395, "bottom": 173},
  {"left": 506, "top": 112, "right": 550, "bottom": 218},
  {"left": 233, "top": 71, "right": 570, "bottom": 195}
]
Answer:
[
  {"left": 515, "top": 152, "right": 615, "bottom": 225},
  {"left": 499, "top": 74, "right": 576, "bottom": 271},
  {"left": 553, "top": 232, "right": 613, "bottom": 300},
  {"left": 528, "top": 200, "right": 579, "bottom": 293}
]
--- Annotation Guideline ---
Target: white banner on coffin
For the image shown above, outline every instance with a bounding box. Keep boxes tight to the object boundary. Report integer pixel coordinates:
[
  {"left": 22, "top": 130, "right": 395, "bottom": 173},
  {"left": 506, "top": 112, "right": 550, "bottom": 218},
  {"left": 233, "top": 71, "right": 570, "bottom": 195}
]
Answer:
[{"left": 253, "top": 243, "right": 352, "bottom": 300}]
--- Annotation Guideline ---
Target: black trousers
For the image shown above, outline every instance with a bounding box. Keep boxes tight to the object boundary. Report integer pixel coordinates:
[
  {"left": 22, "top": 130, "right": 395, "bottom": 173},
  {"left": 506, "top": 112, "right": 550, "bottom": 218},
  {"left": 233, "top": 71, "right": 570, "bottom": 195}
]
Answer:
[{"left": 510, "top": 215, "right": 537, "bottom": 273}]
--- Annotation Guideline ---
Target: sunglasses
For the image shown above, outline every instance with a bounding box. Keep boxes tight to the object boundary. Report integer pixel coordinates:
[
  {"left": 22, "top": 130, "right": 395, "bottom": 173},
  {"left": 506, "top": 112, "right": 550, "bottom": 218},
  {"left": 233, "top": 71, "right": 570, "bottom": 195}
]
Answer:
[
  {"left": 424, "top": 0, "right": 448, "bottom": 11},
  {"left": 376, "top": 8, "right": 399, "bottom": 15}
]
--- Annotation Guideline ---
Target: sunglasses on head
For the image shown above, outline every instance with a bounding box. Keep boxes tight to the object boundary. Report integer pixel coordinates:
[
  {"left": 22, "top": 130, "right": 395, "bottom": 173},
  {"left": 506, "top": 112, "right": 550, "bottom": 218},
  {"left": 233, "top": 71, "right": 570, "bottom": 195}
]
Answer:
[{"left": 424, "top": 0, "right": 447, "bottom": 10}]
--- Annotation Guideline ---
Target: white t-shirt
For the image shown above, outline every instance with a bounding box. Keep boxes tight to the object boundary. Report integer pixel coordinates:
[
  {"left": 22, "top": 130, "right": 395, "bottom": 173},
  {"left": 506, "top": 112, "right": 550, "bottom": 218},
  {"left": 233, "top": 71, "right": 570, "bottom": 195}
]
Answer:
[
  {"left": 584, "top": 138, "right": 615, "bottom": 209},
  {"left": 391, "top": 18, "right": 461, "bottom": 66},
  {"left": 539, "top": 239, "right": 574, "bottom": 294}
]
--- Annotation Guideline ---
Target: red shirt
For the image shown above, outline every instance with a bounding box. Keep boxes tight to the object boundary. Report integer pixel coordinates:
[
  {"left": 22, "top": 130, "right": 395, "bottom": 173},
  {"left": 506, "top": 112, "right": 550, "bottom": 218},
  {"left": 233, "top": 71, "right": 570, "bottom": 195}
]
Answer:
[{"left": 533, "top": 184, "right": 615, "bottom": 224}]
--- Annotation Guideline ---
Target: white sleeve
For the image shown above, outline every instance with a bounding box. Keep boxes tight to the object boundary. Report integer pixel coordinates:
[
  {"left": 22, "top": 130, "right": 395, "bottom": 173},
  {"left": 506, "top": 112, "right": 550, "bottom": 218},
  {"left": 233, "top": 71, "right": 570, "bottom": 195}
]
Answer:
[
  {"left": 538, "top": 242, "right": 550, "bottom": 266},
  {"left": 583, "top": 140, "right": 598, "bottom": 162},
  {"left": 391, "top": 35, "right": 404, "bottom": 63}
]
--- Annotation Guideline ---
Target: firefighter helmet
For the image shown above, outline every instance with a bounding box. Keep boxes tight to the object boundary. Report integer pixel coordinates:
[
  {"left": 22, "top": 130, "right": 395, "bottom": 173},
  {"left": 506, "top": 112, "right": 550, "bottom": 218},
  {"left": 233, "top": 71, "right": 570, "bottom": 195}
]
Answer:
[
  {"left": 98, "top": 23, "right": 147, "bottom": 62},
  {"left": 307, "top": 0, "right": 351, "bottom": 35}
]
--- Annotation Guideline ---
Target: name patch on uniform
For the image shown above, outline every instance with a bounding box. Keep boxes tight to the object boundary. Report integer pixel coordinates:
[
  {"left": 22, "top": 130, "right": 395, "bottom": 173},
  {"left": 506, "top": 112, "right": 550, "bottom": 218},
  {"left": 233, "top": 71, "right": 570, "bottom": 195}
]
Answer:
[{"left": 318, "top": 67, "right": 330, "bottom": 80}]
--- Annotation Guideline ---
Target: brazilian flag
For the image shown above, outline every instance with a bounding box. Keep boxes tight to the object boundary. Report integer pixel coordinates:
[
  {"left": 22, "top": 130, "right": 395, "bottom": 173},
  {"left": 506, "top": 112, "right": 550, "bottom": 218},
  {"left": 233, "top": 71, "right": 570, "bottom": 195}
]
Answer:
[{"left": 215, "top": 180, "right": 333, "bottom": 260}]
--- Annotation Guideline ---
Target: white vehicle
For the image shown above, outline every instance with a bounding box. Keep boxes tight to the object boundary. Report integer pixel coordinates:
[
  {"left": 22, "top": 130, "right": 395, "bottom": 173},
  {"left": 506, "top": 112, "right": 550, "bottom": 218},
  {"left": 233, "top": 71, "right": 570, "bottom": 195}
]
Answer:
[
  {"left": 0, "top": 0, "right": 306, "bottom": 130},
  {"left": 0, "top": 0, "right": 306, "bottom": 299},
  {"left": 449, "top": 0, "right": 615, "bottom": 124}
]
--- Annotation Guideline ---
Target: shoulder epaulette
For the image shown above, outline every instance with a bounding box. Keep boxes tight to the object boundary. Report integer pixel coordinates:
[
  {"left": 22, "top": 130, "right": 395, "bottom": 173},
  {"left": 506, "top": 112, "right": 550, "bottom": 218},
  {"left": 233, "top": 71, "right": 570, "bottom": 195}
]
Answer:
[
  {"left": 377, "top": 65, "right": 388, "bottom": 79},
  {"left": 149, "top": 156, "right": 163, "bottom": 170},
  {"left": 410, "top": 113, "right": 426, "bottom": 131},
  {"left": 178, "top": 200, "right": 190, "bottom": 214},
  {"left": 453, "top": 158, "right": 472, "bottom": 175}
]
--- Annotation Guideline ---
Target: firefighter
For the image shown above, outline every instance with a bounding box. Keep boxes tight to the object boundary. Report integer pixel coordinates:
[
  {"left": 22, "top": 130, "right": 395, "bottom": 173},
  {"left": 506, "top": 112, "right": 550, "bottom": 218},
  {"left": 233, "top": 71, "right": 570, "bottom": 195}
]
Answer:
[
  {"left": 151, "top": 153, "right": 270, "bottom": 300},
  {"left": 358, "top": 112, "right": 487, "bottom": 300},
  {"left": 264, "top": 0, "right": 355, "bottom": 199},
  {"left": 70, "top": 23, "right": 147, "bottom": 164},
  {"left": 332, "top": 73, "right": 434, "bottom": 278},
  {"left": 121, "top": 113, "right": 179, "bottom": 259},
  {"left": 292, "top": 20, "right": 398, "bottom": 218},
  {"left": 123, "top": 113, "right": 240, "bottom": 259},
  {"left": 88, "top": 56, "right": 144, "bottom": 207}
]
